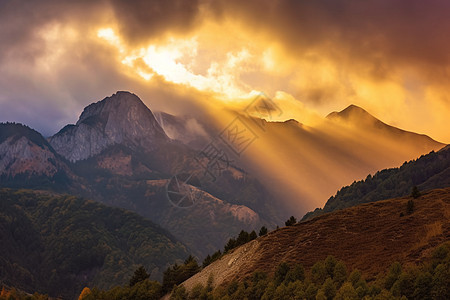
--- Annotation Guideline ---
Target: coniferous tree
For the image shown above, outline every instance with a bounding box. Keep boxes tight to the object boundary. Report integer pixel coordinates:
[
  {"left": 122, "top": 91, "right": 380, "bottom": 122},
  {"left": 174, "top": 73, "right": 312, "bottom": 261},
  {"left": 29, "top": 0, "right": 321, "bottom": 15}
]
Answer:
[
  {"left": 407, "top": 199, "right": 414, "bottom": 214},
  {"left": 333, "top": 261, "right": 348, "bottom": 287},
  {"left": 224, "top": 238, "right": 237, "bottom": 252},
  {"left": 259, "top": 226, "right": 268, "bottom": 236},
  {"left": 320, "top": 278, "right": 337, "bottom": 300},
  {"left": 274, "top": 262, "right": 290, "bottom": 285},
  {"left": 129, "top": 266, "right": 150, "bottom": 287},
  {"left": 202, "top": 255, "right": 212, "bottom": 268},
  {"left": 285, "top": 216, "right": 297, "bottom": 226},
  {"left": 411, "top": 185, "right": 421, "bottom": 198},
  {"left": 284, "top": 264, "right": 305, "bottom": 284},
  {"left": 202, "top": 249, "right": 222, "bottom": 267},
  {"left": 236, "top": 230, "right": 250, "bottom": 245}
]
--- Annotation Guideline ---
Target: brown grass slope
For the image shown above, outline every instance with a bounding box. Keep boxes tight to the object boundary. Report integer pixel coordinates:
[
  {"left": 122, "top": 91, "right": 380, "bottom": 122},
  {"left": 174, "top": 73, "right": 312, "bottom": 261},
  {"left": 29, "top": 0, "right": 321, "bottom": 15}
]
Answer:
[{"left": 182, "top": 187, "right": 450, "bottom": 291}]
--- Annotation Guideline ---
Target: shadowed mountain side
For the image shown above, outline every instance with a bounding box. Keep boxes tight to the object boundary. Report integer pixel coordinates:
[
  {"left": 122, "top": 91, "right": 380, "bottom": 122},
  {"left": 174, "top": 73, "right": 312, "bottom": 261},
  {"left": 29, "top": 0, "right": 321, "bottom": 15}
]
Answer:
[
  {"left": 0, "top": 123, "right": 80, "bottom": 193},
  {"left": 0, "top": 189, "right": 189, "bottom": 299},
  {"left": 180, "top": 188, "right": 450, "bottom": 292},
  {"left": 144, "top": 180, "right": 262, "bottom": 257},
  {"left": 68, "top": 141, "right": 281, "bottom": 258}
]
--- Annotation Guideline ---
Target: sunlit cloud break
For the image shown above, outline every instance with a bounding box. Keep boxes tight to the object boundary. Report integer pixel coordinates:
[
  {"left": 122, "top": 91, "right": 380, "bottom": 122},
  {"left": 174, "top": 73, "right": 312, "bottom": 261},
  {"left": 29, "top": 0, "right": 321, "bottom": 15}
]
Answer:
[{"left": 97, "top": 28, "right": 256, "bottom": 100}]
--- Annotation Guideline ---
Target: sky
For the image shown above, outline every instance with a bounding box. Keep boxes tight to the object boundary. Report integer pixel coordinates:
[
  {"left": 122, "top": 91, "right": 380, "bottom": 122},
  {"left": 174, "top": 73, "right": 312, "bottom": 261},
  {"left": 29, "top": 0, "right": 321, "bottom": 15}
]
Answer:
[{"left": 0, "top": 0, "right": 449, "bottom": 143}]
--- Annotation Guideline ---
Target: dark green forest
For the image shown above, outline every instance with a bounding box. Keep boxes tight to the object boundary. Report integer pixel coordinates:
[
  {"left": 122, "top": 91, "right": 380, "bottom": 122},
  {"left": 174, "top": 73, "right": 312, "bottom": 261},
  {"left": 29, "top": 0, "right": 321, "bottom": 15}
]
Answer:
[{"left": 0, "top": 189, "right": 188, "bottom": 299}]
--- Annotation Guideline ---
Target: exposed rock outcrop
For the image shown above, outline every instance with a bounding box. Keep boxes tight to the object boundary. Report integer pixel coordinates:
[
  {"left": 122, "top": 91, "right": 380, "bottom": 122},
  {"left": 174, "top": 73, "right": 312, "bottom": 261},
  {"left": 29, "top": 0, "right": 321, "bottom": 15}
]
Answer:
[{"left": 49, "top": 91, "right": 169, "bottom": 162}]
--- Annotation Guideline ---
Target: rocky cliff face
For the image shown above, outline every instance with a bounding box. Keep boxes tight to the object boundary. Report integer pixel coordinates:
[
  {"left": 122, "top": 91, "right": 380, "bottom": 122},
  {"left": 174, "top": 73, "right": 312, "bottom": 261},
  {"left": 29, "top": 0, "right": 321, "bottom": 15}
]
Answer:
[
  {"left": 49, "top": 91, "right": 169, "bottom": 162},
  {"left": 0, "top": 123, "right": 69, "bottom": 177}
]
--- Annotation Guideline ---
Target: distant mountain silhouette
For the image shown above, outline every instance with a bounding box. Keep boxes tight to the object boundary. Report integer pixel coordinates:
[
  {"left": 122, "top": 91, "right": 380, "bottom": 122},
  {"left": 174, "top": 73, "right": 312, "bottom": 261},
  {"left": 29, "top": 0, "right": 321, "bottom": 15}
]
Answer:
[
  {"left": 327, "top": 104, "right": 441, "bottom": 152},
  {"left": 220, "top": 105, "right": 445, "bottom": 215}
]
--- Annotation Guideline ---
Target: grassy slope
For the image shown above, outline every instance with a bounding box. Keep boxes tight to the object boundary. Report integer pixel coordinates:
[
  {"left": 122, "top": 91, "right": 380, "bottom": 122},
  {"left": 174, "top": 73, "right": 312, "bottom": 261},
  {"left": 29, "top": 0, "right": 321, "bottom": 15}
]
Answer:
[{"left": 182, "top": 187, "right": 450, "bottom": 291}]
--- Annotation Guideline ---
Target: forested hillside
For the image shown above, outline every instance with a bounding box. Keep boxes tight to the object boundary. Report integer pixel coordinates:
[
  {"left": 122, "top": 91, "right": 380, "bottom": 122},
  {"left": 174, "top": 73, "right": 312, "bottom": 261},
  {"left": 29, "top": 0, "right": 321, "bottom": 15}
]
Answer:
[
  {"left": 168, "top": 246, "right": 450, "bottom": 300},
  {"left": 303, "top": 146, "right": 449, "bottom": 220},
  {"left": 0, "top": 189, "right": 188, "bottom": 299}
]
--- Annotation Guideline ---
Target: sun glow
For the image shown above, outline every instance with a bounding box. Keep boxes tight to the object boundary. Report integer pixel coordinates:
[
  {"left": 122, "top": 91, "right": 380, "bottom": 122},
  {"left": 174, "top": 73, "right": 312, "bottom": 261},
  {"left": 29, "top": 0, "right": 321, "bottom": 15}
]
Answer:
[
  {"left": 95, "top": 22, "right": 450, "bottom": 143},
  {"left": 96, "top": 27, "right": 259, "bottom": 100},
  {"left": 97, "top": 28, "right": 124, "bottom": 53}
]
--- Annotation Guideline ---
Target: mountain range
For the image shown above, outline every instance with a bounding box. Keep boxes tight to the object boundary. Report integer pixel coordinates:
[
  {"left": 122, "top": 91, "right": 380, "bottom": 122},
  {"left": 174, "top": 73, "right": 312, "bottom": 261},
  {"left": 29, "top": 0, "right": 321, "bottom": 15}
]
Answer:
[
  {"left": 230, "top": 103, "right": 445, "bottom": 214},
  {"left": 0, "top": 91, "right": 446, "bottom": 259},
  {"left": 1, "top": 91, "right": 449, "bottom": 299},
  {"left": 0, "top": 92, "right": 281, "bottom": 259}
]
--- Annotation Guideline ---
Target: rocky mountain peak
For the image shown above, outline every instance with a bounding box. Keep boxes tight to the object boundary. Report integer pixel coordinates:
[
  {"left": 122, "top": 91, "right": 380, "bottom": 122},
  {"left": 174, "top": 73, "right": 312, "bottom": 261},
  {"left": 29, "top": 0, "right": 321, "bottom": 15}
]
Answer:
[
  {"left": 78, "top": 91, "right": 144, "bottom": 124},
  {"left": 49, "top": 91, "right": 169, "bottom": 162}
]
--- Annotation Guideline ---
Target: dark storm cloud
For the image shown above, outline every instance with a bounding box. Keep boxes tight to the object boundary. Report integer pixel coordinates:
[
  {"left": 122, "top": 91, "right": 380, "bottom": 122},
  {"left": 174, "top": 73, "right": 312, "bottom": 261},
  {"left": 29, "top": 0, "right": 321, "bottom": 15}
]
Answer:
[
  {"left": 211, "top": 0, "right": 450, "bottom": 77},
  {"left": 109, "top": 0, "right": 204, "bottom": 44},
  {"left": 0, "top": 0, "right": 204, "bottom": 60},
  {"left": 0, "top": 1, "right": 102, "bottom": 60},
  {"left": 2, "top": 0, "right": 448, "bottom": 70},
  {"left": 2, "top": 0, "right": 449, "bottom": 65}
]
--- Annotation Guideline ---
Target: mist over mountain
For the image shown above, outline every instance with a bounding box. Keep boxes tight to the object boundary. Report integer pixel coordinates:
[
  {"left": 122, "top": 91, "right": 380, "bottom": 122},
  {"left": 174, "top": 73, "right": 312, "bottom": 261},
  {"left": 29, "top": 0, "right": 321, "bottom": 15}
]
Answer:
[
  {"left": 154, "top": 111, "right": 211, "bottom": 149},
  {"left": 139, "top": 102, "right": 445, "bottom": 216}
]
